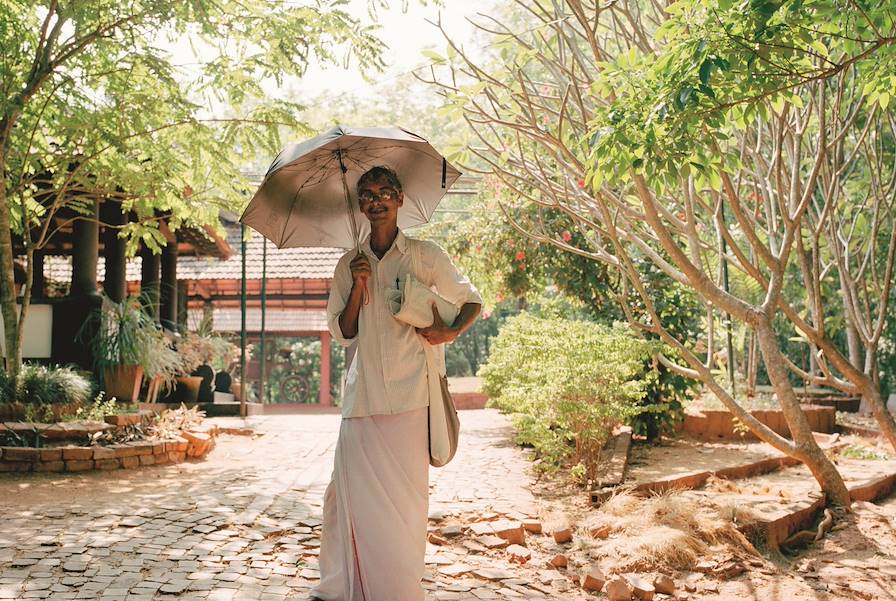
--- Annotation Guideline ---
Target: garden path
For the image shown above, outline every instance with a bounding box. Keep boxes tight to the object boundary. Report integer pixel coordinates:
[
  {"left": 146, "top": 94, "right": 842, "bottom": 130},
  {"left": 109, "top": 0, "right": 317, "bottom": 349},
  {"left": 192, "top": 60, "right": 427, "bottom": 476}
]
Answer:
[{"left": 0, "top": 409, "right": 593, "bottom": 600}]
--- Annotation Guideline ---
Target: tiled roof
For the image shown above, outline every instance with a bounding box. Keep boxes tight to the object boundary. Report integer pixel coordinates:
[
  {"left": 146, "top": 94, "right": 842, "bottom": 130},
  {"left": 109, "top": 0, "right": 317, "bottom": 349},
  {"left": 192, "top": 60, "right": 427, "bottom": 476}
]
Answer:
[
  {"left": 42, "top": 224, "right": 341, "bottom": 284},
  {"left": 188, "top": 307, "right": 328, "bottom": 333},
  {"left": 43, "top": 255, "right": 142, "bottom": 284},
  {"left": 176, "top": 225, "right": 342, "bottom": 281}
]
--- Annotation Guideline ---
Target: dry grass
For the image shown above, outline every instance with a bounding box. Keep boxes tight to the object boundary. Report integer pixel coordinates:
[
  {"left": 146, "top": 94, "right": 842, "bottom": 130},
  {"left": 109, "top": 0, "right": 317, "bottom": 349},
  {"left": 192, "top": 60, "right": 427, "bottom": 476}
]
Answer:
[{"left": 581, "top": 490, "right": 759, "bottom": 572}]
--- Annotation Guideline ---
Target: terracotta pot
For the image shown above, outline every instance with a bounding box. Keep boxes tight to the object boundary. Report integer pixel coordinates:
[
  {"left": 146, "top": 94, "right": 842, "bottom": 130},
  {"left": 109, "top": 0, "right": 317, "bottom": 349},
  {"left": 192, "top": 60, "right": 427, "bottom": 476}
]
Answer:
[
  {"left": 175, "top": 376, "right": 203, "bottom": 403},
  {"left": 102, "top": 365, "right": 144, "bottom": 403},
  {"left": 144, "top": 375, "right": 164, "bottom": 403}
]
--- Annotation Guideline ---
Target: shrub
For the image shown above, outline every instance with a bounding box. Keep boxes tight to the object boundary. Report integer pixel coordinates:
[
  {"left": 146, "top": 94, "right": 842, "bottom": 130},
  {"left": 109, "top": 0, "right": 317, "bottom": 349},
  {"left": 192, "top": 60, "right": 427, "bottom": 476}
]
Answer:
[
  {"left": 480, "top": 314, "right": 654, "bottom": 483},
  {"left": 15, "top": 364, "right": 93, "bottom": 406},
  {"left": 0, "top": 370, "right": 13, "bottom": 404},
  {"left": 633, "top": 357, "right": 700, "bottom": 441}
]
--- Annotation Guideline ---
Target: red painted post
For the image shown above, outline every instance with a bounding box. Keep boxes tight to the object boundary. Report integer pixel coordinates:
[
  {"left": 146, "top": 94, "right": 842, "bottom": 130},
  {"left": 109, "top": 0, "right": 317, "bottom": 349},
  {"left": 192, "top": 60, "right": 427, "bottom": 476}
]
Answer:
[{"left": 319, "top": 331, "right": 331, "bottom": 406}]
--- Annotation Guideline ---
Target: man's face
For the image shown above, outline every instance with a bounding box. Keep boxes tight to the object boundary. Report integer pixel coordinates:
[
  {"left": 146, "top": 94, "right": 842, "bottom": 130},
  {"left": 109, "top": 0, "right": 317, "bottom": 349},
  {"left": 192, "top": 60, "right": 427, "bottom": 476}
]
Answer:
[{"left": 358, "top": 179, "right": 403, "bottom": 225}]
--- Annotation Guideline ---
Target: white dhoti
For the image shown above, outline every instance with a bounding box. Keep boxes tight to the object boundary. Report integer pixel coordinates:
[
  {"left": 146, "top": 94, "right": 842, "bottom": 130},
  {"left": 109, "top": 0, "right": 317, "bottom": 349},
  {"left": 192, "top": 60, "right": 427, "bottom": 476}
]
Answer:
[{"left": 311, "top": 406, "right": 429, "bottom": 601}]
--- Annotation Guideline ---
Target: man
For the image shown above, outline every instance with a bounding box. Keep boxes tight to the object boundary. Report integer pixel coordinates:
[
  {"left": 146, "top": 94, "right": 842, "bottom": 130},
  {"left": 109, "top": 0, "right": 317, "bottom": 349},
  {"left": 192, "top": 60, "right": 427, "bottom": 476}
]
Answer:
[{"left": 311, "top": 166, "right": 481, "bottom": 600}]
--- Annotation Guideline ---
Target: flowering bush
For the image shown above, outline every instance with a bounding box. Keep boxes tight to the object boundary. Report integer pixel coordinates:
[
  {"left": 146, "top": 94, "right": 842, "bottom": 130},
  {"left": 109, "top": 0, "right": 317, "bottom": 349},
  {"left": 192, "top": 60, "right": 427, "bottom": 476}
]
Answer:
[{"left": 480, "top": 314, "right": 656, "bottom": 483}]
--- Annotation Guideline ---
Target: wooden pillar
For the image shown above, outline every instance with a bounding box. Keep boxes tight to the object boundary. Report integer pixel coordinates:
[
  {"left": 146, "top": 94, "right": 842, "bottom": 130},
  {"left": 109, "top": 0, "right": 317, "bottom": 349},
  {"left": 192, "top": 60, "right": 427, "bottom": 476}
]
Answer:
[
  {"left": 160, "top": 242, "right": 178, "bottom": 331},
  {"left": 52, "top": 200, "right": 102, "bottom": 370},
  {"left": 31, "top": 251, "right": 45, "bottom": 298},
  {"left": 176, "top": 281, "right": 188, "bottom": 331},
  {"left": 140, "top": 245, "right": 160, "bottom": 323},
  {"left": 319, "top": 330, "right": 331, "bottom": 406},
  {"left": 71, "top": 200, "right": 100, "bottom": 297},
  {"left": 102, "top": 202, "right": 127, "bottom": 302}
]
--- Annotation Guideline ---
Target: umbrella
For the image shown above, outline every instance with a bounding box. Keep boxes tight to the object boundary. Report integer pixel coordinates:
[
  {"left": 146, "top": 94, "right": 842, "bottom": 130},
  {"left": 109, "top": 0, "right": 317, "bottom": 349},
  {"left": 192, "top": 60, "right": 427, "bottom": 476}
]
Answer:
[{"left": 239, "top": 125, "right": 462, "bottom": 250}]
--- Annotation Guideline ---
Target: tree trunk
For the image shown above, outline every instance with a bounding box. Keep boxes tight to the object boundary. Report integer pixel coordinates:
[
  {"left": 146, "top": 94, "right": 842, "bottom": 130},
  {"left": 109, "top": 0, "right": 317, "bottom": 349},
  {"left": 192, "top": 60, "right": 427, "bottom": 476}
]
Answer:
[
  {"left": 858, "top": 378, "right": 896, "bottom": 453},
  {"left": 0, "top": 170, "right": 21, "bottom": 376},
  {"left": 755, "top": 320, "right": 851, "bottom": 508}
]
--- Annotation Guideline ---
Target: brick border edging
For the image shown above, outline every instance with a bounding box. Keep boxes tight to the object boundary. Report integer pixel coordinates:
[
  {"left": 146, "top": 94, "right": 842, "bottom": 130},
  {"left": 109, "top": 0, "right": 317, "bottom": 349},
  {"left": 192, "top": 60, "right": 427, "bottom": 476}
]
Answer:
[
  {"left": 0, "top": 428, "right": 216, "bottom": 474},
  {"left": 591, "top": 455, "right": 896, "bottom": 551},
  {"left": 677, "top": 405, "right": 836, "bottom": 440}
]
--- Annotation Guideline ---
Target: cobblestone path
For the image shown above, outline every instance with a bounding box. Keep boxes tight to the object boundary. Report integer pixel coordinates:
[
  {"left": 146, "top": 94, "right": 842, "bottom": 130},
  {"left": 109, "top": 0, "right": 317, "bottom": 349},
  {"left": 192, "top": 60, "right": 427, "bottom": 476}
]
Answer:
[{"left": 0, "top": 410, "right": 591, "bottom": 600}]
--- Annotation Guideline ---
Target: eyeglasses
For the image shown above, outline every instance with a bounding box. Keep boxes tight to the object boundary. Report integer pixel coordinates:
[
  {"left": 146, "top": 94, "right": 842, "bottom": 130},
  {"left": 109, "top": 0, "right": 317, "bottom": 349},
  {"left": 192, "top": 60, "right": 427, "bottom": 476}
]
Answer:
[{"left": 358, "top": 189, "right": 399, "bottom": 203}]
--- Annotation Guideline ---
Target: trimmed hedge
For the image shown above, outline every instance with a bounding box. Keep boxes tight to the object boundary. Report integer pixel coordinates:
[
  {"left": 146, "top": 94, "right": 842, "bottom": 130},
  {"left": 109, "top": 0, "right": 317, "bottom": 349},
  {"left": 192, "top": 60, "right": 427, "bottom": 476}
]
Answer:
[{"left": 480, "top": 314, "right": 655, "bottom": 483}]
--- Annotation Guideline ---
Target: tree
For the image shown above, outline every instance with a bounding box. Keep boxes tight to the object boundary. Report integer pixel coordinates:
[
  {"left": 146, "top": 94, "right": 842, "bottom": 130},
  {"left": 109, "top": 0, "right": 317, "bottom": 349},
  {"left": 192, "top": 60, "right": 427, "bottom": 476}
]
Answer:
[
  {"left": 425, "top": 0, "right": 896, "bottom": 507},
  {"left": 0, "top": 0, "right": 389, "bottom": 374}
]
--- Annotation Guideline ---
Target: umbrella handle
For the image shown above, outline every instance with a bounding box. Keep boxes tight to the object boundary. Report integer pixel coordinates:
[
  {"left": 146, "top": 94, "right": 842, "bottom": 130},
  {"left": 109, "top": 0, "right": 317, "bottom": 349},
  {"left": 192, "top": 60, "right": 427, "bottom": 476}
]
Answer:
[{"left": 340, "top": 149, "right": 369, "bottom": 306}]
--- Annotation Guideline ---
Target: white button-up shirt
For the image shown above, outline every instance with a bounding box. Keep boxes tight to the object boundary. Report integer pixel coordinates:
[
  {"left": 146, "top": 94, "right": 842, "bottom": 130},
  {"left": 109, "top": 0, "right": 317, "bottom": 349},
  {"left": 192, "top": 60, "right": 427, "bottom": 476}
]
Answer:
[{"left": 326, "top": 230, "right": 482, "bottom": 418}]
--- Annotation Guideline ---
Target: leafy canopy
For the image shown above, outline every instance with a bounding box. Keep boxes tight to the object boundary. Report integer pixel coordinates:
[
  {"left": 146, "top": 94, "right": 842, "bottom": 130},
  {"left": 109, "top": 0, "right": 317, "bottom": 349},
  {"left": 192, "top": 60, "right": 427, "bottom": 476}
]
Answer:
[{"left": 1, "top": 0, "right": 388, "bottom": 251}]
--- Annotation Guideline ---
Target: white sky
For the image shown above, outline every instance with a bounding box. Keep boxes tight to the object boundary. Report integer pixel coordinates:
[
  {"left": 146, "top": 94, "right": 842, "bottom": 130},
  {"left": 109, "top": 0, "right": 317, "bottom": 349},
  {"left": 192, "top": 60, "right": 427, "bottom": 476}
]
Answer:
[{"left": 294, "top": 0, "right": 493, "bottom": 99}]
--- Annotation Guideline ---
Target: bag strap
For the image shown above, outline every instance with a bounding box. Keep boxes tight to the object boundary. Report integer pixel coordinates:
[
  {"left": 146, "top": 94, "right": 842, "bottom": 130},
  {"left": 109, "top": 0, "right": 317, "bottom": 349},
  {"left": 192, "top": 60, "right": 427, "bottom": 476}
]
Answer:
[
  {"left": 411, "top": 237, "right": 423, "bottom": 285},
  {"left": 411, "top": 239, "right": 446, "bottom": 376}
]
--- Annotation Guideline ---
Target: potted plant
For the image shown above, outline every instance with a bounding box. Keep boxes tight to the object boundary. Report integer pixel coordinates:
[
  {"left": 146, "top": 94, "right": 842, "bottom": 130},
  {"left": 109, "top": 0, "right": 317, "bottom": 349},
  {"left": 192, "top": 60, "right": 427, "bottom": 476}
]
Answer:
[
  {"left": 81, "top": 295, "right": 164, "bottom": 403},
  {"left": 174, "top": 315, "right": 243, "bottom": 403},
  {"left": 140, "top": 329, "right": 182, "bottom": 403}
]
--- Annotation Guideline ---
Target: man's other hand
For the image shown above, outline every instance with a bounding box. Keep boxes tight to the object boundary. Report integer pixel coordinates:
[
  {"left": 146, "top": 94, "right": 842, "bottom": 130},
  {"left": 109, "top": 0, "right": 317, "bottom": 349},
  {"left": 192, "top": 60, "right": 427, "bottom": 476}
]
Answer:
[{"left": 416, "top": 304, "right": 457, "bottom": 345}]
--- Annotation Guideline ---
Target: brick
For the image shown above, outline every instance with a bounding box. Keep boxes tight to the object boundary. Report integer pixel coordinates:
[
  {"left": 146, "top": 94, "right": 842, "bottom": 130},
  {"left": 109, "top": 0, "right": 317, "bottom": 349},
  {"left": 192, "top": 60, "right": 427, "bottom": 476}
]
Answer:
[
  {"left": 491, "top": 521, "right": 525, "bottom": 546},
  {"left": 580, "top": 566, "right": 606, "bottom": 591},
  {"left": 128, "top": 442, "right": 154, "bottom": 456},
  {"left": 625, "top": 574, "right": 656, "bottom": 600},
  {"left": 552, "top": 527, "right": 573, "bottom": 544},
  {"left": 505, "top": 544, "right": 530, "bottom": 564},
  {"left": 154, "top": 453, "right": 171, "bottom": 465},
  {"left": 0, "top": 460, "right": 33, "bottom": 472},
  {"left": 94, "top": 459, "right": 120, "bottom": 470},
  {"left": 39, "top": 448, "right": 63, "bottom": 462},
  {"left": 120, "top": 456, "right": 140, "bottom": 469},
  {"left": 1, "top": 446, "right": 40, "bottom": 462},
  {"left": 427, "top": 533, "right": 449, "bottom": 546},
  {"left": 62, "top": 447, "right": 94, "bottom": 461},
  {"left": 35, "top": 461, "right": 65, "bottom": 472},
  {"left": 104, "top": 413, "right": 141, "bottom": 427},
  {"left": 605, "top": 575, "right": 634, "bottom": 601},
  {"left": 548, "top": 554, "right": 568, "bottom": 568},
  {"left": 65, "top": 460, "right": 94, "bottom": 472},
  {"left": 139, "top": 454, "right": 156, "bottom": 466},
  {"left": 653, "top": 575, "right": 675, "bottom": 595},
  {"left": 93, "top": 447, "right": 116, "bottom": 460},
  {"left": 152, "top": 442, "right": 167, "bottom": 455},
  {"left": 111, "top": 444, "right": 139, "bottom": 458},
  {"left": 522, "top": 519, "right": 542, "bottom": 534},
  {"left": 168, "top": 451, "right": 186, "bottom": 463}
]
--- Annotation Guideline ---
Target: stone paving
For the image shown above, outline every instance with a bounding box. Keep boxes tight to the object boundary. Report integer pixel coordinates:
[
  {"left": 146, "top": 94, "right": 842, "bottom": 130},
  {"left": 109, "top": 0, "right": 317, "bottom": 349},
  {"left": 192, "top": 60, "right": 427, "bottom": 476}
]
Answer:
[{"left": 0, "top": 409, "right": 591, "bottom": 600}]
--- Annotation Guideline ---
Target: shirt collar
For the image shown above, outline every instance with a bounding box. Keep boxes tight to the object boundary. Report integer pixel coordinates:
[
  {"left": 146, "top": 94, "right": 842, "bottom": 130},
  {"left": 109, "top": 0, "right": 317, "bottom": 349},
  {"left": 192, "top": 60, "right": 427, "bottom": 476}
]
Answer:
[{"left": 360, "top": 228, "right": 408, "bottom": 257}]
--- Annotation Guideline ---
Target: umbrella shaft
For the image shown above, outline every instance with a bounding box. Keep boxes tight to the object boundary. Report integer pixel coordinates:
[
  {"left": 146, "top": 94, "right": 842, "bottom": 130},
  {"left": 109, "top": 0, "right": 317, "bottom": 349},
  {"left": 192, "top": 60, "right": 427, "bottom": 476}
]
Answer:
[{"left": 336, "top": 150, "right": 360, "bottom": 252}]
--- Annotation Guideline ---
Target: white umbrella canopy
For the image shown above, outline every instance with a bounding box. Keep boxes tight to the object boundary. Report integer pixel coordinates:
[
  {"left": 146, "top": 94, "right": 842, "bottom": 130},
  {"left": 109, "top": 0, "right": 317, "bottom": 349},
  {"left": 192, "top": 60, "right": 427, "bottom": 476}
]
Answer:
[{"left": 240, "top": 125, "right": 462, "bottom": 249}]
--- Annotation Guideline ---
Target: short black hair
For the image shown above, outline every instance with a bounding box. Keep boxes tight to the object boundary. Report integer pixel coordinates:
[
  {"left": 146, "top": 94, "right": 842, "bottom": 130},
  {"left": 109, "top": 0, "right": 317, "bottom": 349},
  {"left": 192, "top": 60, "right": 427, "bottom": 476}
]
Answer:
[{"left": 357, "top": 165, "right": 402, "bottom": 194}]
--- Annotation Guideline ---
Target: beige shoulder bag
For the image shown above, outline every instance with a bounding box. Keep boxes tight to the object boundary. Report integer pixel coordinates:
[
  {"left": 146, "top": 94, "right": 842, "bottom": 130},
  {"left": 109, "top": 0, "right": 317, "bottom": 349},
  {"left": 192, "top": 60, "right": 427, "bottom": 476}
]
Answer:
[{"left": 408, "top": 240, "right": 460, "bottom": 468}]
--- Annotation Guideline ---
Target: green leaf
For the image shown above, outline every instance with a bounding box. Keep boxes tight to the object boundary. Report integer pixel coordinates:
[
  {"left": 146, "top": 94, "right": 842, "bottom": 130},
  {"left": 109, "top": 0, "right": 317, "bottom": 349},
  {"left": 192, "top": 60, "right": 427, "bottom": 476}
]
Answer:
[{"left": 699, "top": 60, "right": 713, "bottom": 85}]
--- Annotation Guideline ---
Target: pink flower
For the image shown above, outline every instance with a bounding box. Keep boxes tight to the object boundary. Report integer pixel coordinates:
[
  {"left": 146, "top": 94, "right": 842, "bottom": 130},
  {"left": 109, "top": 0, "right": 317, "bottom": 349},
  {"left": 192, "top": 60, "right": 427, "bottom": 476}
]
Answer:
[
  {"left": 475, "top": 244, "right": 482, "bottom": 252},
  {"left": 496, "top": 293, "right": 504, "bottom": 303},
  {"left": 507, "top": 239, "right": 515, "bottom": 248},
  {"left": 577, "top": 178, "right": 585, "bottom": 189},
  {"left": 542, "top": 115, "right": 549, "bottom": 124},
  {"left": 519, "top": 262, "right": 527, "bottom": 270},
  {"left": 561, "top": 230, "right": 572, "bottom": 242},
  {"left": 482, "top": 310, "right": 492, "bottom": 320},
  {"left": 515, "top": 250, "right": 526, "bottom": 261},
  {"left": 183, "top": 185, "right": 194, "bottom": 198}
]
